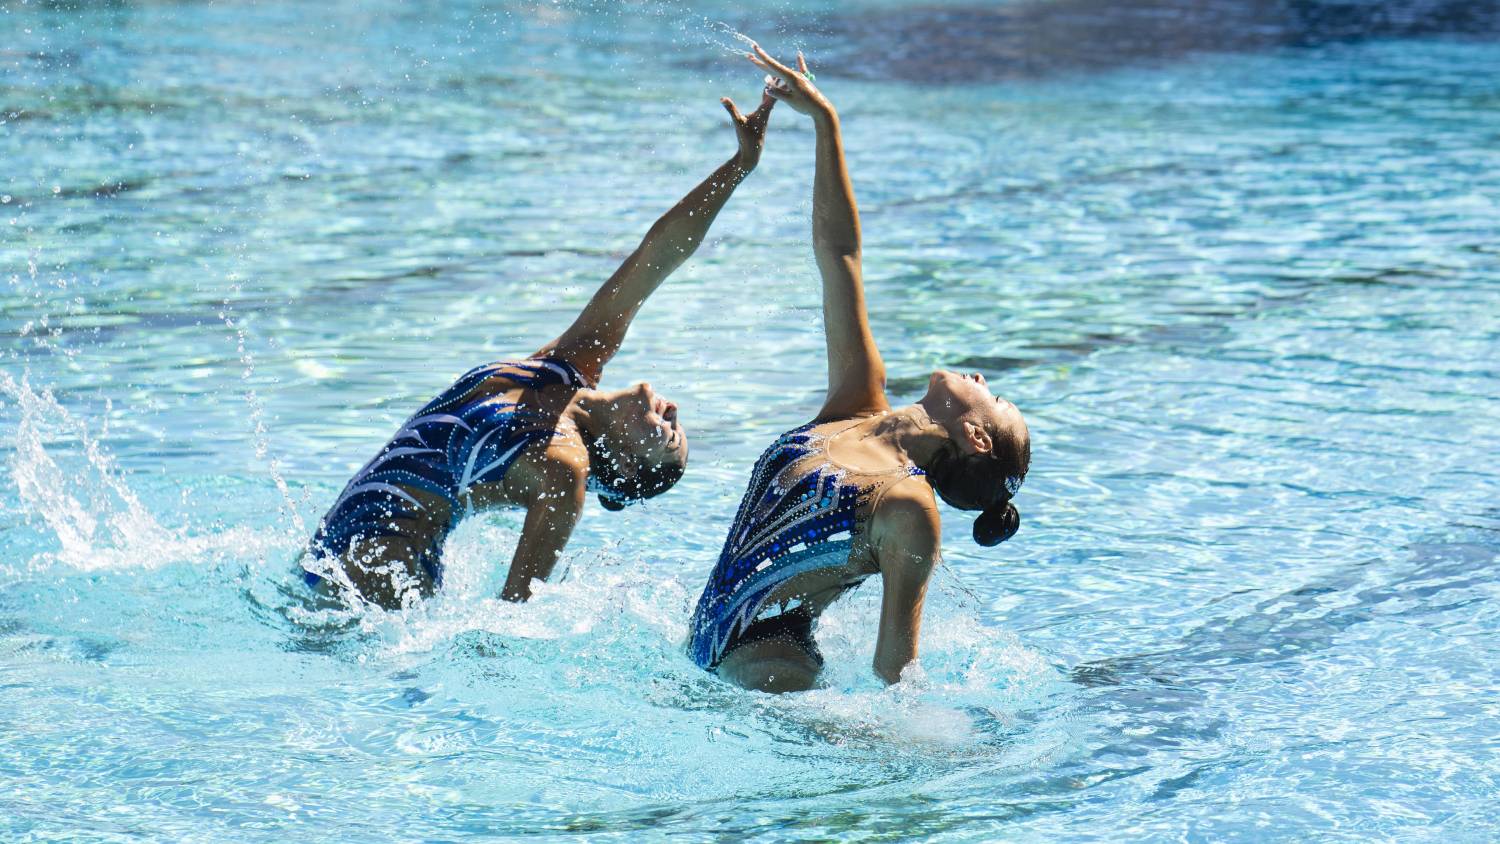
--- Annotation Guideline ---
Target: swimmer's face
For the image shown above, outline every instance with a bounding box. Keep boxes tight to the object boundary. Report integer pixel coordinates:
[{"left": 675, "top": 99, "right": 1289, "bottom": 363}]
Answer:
[
  {"left": 921, "top": 370, "right": 1026, "bottom": 457},
  {"left": 605, "top": 381, "right": 688, "bottom": 479}
]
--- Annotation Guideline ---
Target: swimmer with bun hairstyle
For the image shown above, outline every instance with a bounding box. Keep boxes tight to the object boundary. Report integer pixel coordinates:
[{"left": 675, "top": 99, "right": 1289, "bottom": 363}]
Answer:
[{"left": 685, "top": 44, "right": 1030, "bottom": 691}]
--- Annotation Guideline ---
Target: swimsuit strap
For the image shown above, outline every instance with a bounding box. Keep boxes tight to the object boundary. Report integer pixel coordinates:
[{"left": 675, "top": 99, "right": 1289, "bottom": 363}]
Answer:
[{"left": 427, "top": 356, "right": 588, "bottom": 413}]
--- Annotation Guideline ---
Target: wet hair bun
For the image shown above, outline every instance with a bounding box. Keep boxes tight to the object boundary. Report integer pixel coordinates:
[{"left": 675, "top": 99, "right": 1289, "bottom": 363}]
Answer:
[{"left": 973, "top": 502, "right": 1020, "bottom": 547}]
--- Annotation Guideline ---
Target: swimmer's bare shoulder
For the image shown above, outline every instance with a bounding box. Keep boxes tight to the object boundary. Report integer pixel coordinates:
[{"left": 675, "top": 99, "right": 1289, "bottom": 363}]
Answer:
[{"left": 869, "top": 478, "right": 940, "bottom": 571}]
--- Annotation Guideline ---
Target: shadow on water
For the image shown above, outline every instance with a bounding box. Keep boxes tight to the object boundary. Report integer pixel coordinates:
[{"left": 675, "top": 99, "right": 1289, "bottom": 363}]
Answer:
[
  {"left": 775, "top": 0, "right": 1500, "bottom": 83},
  {"left": 1072, "top": 507, "right": 1500, "bottom": 701},
  {"left": 1003, "top": 510, "right": 1500, "bottom": 802},
  {"left": 0, "top": 588, "right": 126, "bottom": 664}
]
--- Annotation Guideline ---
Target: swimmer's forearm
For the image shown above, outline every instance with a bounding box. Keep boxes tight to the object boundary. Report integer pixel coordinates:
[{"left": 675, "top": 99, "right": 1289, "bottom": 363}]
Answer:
[
  {"left": 543, "top": 151, "right": 755, "bottom": 377},
  {"left": 634, "top": 90, "right": 771, "bottom": 272},
  {"left": 810, "top": 109, "right": 860, "bottom": 259},
  {"left": 635, "top": 155, "right": 752, "bottom": 274},
  {"left": 807, "top": 105, "right": 885, "bottom": 416},
  {"left": 502, "top": 471, "right": 586, "bottom": 603}
]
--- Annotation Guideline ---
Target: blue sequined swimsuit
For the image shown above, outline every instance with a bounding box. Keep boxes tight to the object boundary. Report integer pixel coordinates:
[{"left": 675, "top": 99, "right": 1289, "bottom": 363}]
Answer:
[
  {"left": 687, "top": 420, "right": 923, "bottom": 670},
  {"left": 305, "top": 357, "right": 589, "bottom": 587}
]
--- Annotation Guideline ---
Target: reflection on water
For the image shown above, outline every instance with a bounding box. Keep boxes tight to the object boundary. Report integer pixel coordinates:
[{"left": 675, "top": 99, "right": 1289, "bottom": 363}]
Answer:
[{"left": 2, "top": 0, "right": 1499, "bottom": 840}]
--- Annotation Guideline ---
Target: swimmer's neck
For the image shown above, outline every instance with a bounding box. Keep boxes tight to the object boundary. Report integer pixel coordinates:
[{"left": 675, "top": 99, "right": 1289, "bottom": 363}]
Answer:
[
  {"left": 853, "top": 405, "right": 948, "bottom": 469},
  {"left": 562, "top": 387, "right": 630, "bottom": 443}
]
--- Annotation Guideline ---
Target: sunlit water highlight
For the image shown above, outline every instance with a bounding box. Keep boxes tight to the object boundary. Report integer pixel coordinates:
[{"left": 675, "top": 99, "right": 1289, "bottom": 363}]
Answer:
[{"left": 3, "top": 0, "right": 1499, "bottom": 839}]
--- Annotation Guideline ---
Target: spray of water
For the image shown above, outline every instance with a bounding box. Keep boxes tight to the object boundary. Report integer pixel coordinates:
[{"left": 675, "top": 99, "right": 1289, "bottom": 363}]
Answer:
[
  {"left": 219, "top": 298, "right": 310, "bottom": 543},
  {"left": 702, "top": 19, "right": 758, "bottom": 56},
  {"left": 0, "top": 371, "right": 278, "bottom": 573},
  {"left": 687, "top": 14, "right": 799, "bottom": 61}
]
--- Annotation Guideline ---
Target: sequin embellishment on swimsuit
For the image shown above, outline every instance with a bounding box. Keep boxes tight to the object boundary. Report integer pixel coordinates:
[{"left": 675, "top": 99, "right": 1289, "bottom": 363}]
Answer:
[
  {"left": 687, "top": 422, "right": 921, "bottom": 669},
  {"left": 306, "top": 357, "right": 587, "bottom": 586}
]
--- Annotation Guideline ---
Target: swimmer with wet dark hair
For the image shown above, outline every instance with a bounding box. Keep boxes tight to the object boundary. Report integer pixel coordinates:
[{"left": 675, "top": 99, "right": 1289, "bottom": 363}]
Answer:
[
  {"left": 687, "top": 45, "right": 1029, "bottom": 691},
  {"left": 304, "top": 92, "right": 776, "bottom": 607}
]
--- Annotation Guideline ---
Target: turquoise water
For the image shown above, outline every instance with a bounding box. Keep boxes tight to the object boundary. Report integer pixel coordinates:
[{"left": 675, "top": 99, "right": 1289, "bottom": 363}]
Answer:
[{"left": 4, "top": 0, "right": 1500, "bottom": 839}]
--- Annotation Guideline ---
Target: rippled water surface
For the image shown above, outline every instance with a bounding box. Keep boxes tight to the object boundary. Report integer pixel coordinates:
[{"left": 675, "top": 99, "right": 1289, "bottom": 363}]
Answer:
[{"left": 4, "top": 0, "right": 1499, "bottom": 840}]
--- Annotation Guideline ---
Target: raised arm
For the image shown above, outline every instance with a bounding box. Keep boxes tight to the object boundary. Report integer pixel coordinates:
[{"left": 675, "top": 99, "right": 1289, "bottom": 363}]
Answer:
[
  {"left": 536, "top": 95, "right": 775, "bottom": 386},
  {"left": 751, "top": 45, "right": 888, "bottom": 420}
]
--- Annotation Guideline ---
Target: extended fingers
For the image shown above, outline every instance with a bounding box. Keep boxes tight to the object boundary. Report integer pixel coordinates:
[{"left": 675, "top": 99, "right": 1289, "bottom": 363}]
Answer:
[
  {"left": 750, "top": 42, "right": 795, "bottom": 77},
  {"left": 747, "top": 53, "right": 781, "bottom": 82},
  {"left": 797, "top": 51, "right": 809, "bottom": 75}
]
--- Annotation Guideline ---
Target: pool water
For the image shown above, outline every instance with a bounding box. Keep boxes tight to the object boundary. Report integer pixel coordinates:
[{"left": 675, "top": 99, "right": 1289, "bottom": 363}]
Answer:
[{"left": 3, "top": 0, "right": 1499, "bottom": 839}]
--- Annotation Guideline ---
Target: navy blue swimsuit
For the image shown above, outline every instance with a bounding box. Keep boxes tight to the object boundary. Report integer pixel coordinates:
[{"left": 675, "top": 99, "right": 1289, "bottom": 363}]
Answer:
[
  {"left": 687, "top": 421, "right": 922, "bottom": 670},
  {"left": 305, "top": 357, "right": 589, "bottom": 587}
]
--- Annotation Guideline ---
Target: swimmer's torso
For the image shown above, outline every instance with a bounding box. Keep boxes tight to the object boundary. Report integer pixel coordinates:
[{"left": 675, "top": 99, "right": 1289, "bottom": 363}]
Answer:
[
  {"left": 688, "top": 416, "right": 925, "bottom": 669},
  {"left": 305, "top": 357, "right": 590, "bottom": 599}
]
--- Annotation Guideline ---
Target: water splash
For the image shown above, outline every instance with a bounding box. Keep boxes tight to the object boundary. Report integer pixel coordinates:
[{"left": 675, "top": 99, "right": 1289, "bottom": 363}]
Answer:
[
  {"left": 702, "top": 19, "right": 757, "bottom": 56},
  {"left": 220, "top": 297, "right": 310, "bottom": 543},
  {"left": 282, "top": 517, "right": 1071, "bottom": 755},
  {"left": 0, "top": 371, "right": 277, "bottom": 573},
  {"left": 689, "top": 16, "right": 795, "bottom": 60}
]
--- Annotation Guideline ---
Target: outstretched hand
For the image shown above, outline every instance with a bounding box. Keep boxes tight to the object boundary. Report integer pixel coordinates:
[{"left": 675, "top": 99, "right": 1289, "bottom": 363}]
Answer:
[
  {"left": 748, "top": 43, "right": 831, "bottom": 119},
  {"left": 722, "top": 91, "right": 775, "bottom": 170}
]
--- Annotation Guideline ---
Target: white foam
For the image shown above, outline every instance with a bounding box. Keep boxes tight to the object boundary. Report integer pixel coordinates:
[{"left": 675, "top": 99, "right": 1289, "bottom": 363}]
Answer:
[
  {"left": 0, "top": 371, "right": 283, "bottom": 573},
  {"left": 307, "top": 513, "right": 1064, "bottom": 754}
]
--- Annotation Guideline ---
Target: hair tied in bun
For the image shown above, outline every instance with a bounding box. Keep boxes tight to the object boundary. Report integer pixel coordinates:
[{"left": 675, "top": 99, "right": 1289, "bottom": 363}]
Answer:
[{"left": 973, "top": 502, "right": 1020, "bottom": 547}]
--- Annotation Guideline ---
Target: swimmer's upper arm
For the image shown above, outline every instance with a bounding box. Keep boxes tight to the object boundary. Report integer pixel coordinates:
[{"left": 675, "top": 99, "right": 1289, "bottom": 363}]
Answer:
[
  {"left": 872, "top": 483, "right": 941, "bottom": 684},
  {"left": 500, "top": 455, "right": 587, "bottom": 602}
]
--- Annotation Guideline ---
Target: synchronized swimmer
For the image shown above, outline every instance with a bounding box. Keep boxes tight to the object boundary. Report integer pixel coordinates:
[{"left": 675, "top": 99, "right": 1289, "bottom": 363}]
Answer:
[
  {"left": 305, "top": 44, "right": 1028, "bottom": 691},
  {"left": 303, "top": 89, "right": 776, "bottom": 605}
]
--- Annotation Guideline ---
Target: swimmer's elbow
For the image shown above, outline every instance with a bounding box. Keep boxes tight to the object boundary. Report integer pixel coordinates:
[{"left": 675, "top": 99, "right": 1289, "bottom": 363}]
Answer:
[
  {"left": 643, "top": 217, "right": 705, "bottom": 262},
  {"left": 813, "top": 232, "right": 861, "bottom": 261}
]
